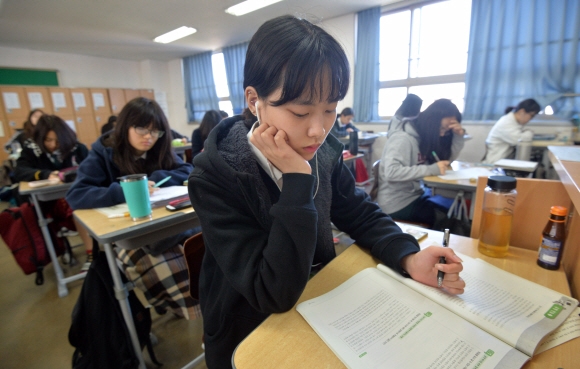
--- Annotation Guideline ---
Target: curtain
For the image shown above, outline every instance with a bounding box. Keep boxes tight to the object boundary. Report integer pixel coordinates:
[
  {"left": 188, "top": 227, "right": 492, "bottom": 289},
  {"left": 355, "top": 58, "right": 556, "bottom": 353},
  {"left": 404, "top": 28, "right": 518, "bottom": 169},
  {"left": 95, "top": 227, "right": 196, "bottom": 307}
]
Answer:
[
  {"left": 464, "top": 0, "right": 580, "bottom": 120},
  {"left": 183, "top": 51, "right": 220, "bottom": 122},
  {"left": 354, "top": 7, "right": 381, "bottom": 122},
  {"left": 223, "top": 42, "right": 249, "bottom": 115}
]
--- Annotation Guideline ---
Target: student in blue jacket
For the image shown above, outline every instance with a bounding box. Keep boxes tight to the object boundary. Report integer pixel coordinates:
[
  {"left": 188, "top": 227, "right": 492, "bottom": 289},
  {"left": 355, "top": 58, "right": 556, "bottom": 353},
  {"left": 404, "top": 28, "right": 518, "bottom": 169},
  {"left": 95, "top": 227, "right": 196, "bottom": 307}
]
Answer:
[
  {"left": 67, "top": 97, "right": 198, "bottom": 318},
  {"left": 187, "top": 15, "right": 466, "bottom": 368}
]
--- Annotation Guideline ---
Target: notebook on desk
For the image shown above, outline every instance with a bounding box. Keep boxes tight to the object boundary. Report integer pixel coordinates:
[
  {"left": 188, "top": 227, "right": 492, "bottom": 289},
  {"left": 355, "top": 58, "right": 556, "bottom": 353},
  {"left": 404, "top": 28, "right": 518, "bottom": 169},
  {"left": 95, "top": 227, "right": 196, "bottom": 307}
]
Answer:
[{"left": 493, "top": 159, "right": 538, "bottom": 172}]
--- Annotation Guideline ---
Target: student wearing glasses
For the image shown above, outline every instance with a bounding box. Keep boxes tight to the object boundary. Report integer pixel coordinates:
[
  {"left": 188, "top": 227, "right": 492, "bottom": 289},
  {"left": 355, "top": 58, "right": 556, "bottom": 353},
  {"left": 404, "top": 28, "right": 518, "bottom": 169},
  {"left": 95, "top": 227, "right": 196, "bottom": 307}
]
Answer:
[
  {"left": 66, "top": 97, "right": 198, "bottom": 318},
  {"left": 483, "top": 98, "right": 540, "bottom": 164}
]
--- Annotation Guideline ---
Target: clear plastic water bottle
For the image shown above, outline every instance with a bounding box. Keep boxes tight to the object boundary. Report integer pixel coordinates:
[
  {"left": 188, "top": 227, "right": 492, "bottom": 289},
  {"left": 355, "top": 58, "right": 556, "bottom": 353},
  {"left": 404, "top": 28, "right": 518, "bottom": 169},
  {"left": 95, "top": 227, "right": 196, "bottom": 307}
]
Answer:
[{"left": 478, "top": 176, "right": 517, "bottom": 258}]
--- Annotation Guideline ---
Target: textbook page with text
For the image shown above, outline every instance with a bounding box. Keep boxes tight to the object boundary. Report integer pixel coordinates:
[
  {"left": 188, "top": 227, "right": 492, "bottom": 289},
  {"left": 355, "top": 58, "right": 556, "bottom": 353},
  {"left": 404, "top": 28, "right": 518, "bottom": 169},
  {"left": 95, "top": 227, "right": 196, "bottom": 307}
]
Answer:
[{"left": 297, "top": 255, "right": 578, "bottom": 369}]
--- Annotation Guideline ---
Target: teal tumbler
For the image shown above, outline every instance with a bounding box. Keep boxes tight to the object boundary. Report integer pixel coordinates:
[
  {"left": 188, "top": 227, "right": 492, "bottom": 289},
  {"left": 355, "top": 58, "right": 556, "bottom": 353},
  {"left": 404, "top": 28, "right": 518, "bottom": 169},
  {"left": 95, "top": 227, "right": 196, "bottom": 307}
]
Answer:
[{"left": 118, "top": 174, "right": 152, "bottom": 221}]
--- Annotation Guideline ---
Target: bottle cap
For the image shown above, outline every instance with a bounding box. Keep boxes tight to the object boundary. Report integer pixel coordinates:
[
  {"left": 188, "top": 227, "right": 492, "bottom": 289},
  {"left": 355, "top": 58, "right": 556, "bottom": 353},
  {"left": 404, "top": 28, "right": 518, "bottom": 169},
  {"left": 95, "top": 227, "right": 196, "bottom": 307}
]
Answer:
[
  {"left": 550, "top": 206, "right": 568, "bottom": 216},
  {"left": 487, "top": 175, "right": 517, "bottom": 191}
]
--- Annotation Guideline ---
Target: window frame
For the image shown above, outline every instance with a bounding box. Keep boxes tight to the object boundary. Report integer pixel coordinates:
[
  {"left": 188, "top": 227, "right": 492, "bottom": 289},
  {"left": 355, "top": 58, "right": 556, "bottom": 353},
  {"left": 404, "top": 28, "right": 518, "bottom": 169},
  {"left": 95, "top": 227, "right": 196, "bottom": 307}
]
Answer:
[{"left": 378, "top": 0, "right": 469, "bottom": 119}]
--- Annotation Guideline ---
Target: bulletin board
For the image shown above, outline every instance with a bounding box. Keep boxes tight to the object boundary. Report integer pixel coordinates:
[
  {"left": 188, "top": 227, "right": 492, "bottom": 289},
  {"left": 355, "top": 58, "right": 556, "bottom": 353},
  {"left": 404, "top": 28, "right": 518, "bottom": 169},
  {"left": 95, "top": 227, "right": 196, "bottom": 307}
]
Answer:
[{"left": 0, "top": 68, "right": 59, "bottom": 86}]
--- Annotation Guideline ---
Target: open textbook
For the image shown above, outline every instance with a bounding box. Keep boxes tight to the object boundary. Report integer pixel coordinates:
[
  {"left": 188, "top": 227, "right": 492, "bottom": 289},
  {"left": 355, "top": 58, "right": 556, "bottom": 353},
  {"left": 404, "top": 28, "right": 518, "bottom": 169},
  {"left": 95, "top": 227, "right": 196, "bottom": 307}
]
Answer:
[{"left": 297, "top": 254, "right": 579, "bottom": 369}]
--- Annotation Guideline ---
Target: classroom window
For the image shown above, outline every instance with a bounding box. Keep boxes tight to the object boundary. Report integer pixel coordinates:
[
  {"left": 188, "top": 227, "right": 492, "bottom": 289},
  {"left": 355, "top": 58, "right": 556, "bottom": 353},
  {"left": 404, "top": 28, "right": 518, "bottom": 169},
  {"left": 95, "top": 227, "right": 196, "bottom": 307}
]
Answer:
[
  {"left": 211, "top": 53, "right": 234, "bottom": 117},
  {"left": 378, "top": 0, "right": 471, "bottom": 117}
]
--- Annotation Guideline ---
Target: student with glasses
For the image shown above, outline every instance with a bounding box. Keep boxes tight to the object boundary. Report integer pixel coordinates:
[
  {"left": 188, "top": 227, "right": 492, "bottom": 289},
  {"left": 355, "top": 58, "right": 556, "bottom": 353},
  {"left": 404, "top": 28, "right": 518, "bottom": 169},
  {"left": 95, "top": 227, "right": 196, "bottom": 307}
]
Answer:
[
  {"left": 483, "top": 98, "right": 541, "bottom": 164},
  {"left": 66, "top": 97, "right": 199, "bottom": 319}
]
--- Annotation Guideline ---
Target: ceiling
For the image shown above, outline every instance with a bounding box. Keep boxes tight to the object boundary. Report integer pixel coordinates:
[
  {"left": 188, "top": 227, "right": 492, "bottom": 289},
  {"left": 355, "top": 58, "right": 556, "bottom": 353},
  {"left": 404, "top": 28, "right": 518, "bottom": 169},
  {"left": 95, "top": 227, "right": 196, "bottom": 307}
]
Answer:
[{"left": 0, "top": 0, "right": 398, "bottom": 62}]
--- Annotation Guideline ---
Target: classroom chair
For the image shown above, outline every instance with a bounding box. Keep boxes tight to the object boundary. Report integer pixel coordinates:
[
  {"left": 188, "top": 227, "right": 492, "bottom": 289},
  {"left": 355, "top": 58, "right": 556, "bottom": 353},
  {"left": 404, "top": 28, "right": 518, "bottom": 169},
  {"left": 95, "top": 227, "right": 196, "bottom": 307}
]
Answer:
[
  {"left": 370, "top": 160, "right": 429, "bottom": 229},
  {"left": 470, "top": 176, "right": 572, "bottom": 251},
  {"left": 182, "top": 232, "right": 206, "bottom": 368}
]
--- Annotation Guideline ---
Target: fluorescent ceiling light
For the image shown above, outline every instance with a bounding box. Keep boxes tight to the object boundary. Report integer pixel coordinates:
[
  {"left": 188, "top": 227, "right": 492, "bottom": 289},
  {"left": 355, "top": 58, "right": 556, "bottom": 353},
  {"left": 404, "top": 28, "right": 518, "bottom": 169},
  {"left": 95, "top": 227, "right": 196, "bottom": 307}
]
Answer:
[
  {"left": 154, "top": 26, "right": 197, "bottom": 44},
  {"left": 225, "top": 0, "right": 283, "bottom": 16}
]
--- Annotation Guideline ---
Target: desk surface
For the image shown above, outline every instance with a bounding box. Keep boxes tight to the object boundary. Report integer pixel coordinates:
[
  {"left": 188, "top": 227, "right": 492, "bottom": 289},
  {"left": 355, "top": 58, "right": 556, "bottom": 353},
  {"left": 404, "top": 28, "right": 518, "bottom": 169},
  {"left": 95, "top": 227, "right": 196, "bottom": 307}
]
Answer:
[
  {"left": 173, "top": 143, "right": 192, "bottom": 154},
  {"left": 422, "top": 161, "right": 486, "bottom": 191},
  {"left": 549, "top": 147, "right": 580, "bottom": 210},
  {"left": 233, "top": 227, "right": 575, "bottom": 369},
  {"left": 74, "top": 206, "right": 197, "bottom": 246},
  {"left": 18, "top": 180, "right": 71, "bottom": 195}
]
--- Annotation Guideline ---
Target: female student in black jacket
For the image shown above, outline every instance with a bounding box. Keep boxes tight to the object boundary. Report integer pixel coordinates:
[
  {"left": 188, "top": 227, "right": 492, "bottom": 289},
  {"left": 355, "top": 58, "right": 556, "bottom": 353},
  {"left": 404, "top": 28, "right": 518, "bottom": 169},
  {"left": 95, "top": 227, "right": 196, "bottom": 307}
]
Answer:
[
  {"left": 66, "top": 97, "right": 198, "bottom": 318},
  {"left": 187, "top": 15, "right": 466, "bottom": 368},
  {"left": 14, "top": 115, "right": 94, "bottom": 269}
]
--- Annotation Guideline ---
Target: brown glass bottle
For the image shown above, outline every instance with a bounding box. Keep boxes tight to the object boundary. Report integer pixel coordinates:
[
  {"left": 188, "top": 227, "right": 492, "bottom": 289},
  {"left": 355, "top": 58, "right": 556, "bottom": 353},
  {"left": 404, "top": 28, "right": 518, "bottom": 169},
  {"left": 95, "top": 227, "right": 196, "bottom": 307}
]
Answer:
[{"left": 537, "top": 206, "right": 568, "bottom": 270}]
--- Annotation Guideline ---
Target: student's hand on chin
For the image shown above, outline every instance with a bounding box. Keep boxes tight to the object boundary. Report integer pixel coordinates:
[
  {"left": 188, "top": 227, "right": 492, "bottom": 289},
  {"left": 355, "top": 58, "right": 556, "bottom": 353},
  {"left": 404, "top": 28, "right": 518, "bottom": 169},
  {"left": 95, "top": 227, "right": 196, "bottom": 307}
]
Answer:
[{"left": 251, "top": 122, "right": 311, "bottom": 174}]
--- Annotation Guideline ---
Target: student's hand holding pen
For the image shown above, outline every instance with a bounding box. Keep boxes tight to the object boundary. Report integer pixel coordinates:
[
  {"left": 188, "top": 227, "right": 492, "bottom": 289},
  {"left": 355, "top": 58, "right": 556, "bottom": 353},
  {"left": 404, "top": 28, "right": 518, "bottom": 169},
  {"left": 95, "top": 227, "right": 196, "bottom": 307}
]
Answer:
[
  {"left": 432, "top": 151, "right": 450, "bottom": 175},
  {"left": 147, "top": 180, "right": 158, "bottom": 195},
  {"left": 400, "top": 246, "right": 465, "bottom": 295}
]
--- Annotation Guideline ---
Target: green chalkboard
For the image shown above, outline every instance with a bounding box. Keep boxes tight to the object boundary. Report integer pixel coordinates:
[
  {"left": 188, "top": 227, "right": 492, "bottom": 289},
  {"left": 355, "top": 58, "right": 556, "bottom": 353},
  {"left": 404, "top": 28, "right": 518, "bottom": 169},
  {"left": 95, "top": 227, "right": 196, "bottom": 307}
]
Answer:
[{"left": 0, "top": 68, "right": 59, "bottom": 86}]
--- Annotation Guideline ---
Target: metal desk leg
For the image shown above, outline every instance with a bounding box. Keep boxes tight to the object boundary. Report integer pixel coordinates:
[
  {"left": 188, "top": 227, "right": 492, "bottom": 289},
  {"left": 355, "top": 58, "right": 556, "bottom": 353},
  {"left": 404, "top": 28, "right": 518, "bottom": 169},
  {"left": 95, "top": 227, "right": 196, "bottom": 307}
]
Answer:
[
  {"left": 103, "top": 242, "right": 147, "bottom": 369},
  {"left": 29, "top": 194, "right": 86, "bottom": 297}
]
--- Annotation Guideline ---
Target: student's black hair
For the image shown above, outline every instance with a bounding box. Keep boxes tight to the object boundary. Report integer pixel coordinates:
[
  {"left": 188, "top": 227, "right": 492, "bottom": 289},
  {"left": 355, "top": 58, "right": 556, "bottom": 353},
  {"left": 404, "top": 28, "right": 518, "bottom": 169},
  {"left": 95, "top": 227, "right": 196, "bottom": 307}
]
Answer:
[
  {"left": 101, "top": 115, "right": 117, "bottom": 135},
  {"left": 411, "top": 99, "right": 461, "bottom": 164},
  {"left": 395, "top": 94, "right": 422, "bottom": 118},
  {"left": 113, "top": 97, "right": 176, "bottom": 176},
  {"left": 504, "top": 98, "right": 541, "bottom": 115},
  {"left": 199, "top": 110, "right": 222, "bottom": 142},
  {"left": 34, "top": 114, "right": 77, "bottom": 158},
  {"left": 339, "top": 107, "right": 354, "bottom": 117},
  {"left": 219, "top": 110, "right": 229, "bottom": 118},
  {"left": 242, "top": 15, "right": 350, "bottom": 123}
]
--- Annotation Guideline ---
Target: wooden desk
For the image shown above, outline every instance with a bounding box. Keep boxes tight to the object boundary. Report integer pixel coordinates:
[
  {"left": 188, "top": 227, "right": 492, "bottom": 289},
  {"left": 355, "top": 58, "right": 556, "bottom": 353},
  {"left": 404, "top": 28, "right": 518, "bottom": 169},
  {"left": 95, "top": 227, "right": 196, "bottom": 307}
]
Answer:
[
  {"left": 422, "top": 161, "right": 489, "bottom": 219},
  {"left": 232, "top": 227, "right": 577, "bottom": 369},
  {"left": 18, "top": 181, "right": 85, "bottom": 297},
  {"left": 342, "top": 153, "right": 364, "bottom": 164},
  {"left": 74, "top": 206, "right": 200, "bottom": 369},
  {"left": 548, "top": 145, "right": 580, "bottom": 299}
]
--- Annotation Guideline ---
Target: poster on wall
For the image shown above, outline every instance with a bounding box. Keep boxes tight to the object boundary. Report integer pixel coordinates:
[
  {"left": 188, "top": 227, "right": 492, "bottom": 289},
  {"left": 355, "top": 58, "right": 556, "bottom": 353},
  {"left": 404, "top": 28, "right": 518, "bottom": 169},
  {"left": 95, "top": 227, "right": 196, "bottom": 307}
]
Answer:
[
  {"left": 3, "top": 92, "right": 21, "bottom": 110},
  {"left": 28, "top": 92, "right": 45, "bottom": 109},
  {"left": 154, "top": 91, "right": 169, "bottom": 119},
  {"left": 65, "top": 120, "right": 76, "bottom": 132},
  {"left": 72, "top": 92, "right": 86, "bottom": 109},
  {"left": 92, "top": 93, "right": 105, "bottom": 109},
  {"left": 51, "top": 92, "right": 67, "bottom": 110}
]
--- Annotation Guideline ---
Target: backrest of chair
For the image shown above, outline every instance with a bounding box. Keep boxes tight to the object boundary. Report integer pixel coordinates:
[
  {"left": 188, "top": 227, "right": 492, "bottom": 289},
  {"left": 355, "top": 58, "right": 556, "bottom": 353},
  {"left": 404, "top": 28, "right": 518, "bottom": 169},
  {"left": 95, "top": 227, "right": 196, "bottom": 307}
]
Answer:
[
  {"left": 471, "top": 176, "right": 572, "bottom": 250},
  {"left": 183, "top": 232, "right": 205, "bottom": 300},
  {"left": 370, "top": 160, "right": 380, "bottom": 201}
]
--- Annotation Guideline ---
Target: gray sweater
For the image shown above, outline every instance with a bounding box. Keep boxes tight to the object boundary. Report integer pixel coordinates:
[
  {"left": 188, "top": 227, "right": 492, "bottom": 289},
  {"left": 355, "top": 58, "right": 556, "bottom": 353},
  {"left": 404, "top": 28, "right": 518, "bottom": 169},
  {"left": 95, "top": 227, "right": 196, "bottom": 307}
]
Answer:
[{"left": 377, "top": 123, "right": 465, "bottom": 214}]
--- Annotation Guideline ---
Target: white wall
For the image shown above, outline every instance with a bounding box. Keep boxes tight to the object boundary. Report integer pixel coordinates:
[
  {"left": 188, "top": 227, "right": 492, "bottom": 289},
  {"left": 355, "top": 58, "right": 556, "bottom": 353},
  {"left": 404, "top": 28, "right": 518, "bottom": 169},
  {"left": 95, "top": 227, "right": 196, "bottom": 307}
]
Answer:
[
  {"left": 322, "top": 13, "right": 356, "bottom": 112},
  {"left": 0, "top": 46, "right": 190, "bottom": 136}
]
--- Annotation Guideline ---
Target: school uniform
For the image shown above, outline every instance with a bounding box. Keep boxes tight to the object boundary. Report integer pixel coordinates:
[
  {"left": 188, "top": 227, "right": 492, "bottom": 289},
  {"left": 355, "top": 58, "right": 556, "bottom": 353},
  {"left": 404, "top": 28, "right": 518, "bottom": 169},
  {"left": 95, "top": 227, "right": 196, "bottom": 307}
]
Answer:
[
  {"left": 330, "top": 117, "right": 359, "bottom": 137},
  {"left": 188, "top": 115, "right": 420, "bottom": 368},
  {"left": 190, "top": 128, "right": 204, "bottom": 158},
  {"left": 484, "top": 112, "right": 534, "bottom": 164},
  {"left": 14, "top": 138, "right": 88, "bottom": 182}
]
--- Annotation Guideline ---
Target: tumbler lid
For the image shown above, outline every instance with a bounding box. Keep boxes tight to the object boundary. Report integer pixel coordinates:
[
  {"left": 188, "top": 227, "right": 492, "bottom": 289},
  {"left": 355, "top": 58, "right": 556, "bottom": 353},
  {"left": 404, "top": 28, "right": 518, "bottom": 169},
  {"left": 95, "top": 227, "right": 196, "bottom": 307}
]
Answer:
[
  {"left": 487, "top": 175, "right": 516, "bottom": 191},
  {"left": 117, "top": 174, "right": 147, "bottom": 182}
]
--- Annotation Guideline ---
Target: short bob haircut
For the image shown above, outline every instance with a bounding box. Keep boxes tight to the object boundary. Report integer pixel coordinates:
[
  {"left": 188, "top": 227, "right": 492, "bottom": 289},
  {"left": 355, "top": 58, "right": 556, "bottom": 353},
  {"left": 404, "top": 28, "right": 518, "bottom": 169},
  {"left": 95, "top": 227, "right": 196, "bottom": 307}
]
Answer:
[
  {"left": 243, "top": 15, "right": 350, "bottom": 121},
  {"left": 113, "top": 97, "right": 176, "bottom": 175},
  {"left": 411, "top": 99, "right": 462, "bottom": 164},
  {"left": 34, "top": 114, "right": 78, "bottom": 157},
  {"left": 505, "top": 98, "right": 541, "bottom": 115}
]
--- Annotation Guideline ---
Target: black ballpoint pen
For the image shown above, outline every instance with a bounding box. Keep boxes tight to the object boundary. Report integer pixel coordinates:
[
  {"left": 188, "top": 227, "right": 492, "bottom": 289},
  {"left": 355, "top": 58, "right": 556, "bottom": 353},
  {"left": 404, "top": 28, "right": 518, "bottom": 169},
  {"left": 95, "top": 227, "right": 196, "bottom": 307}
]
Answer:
[{"left": 437, "top": 229, "right": 450, "bottom": 287}]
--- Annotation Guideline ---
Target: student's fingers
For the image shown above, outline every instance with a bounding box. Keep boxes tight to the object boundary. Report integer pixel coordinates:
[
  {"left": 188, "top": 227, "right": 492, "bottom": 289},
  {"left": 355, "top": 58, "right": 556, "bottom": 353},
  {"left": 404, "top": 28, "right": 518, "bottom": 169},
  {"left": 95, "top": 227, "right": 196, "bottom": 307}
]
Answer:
[{"left": 436, "top": 161, "right": 450, "bottom": 174}]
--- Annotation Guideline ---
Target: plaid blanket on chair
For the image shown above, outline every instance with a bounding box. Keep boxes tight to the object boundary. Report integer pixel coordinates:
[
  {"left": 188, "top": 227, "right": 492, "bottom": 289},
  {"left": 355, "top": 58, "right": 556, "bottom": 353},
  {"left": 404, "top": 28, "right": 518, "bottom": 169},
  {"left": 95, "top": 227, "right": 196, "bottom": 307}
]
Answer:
[{"left": 115, "top": 245, "right": 202, "bottom": 320}]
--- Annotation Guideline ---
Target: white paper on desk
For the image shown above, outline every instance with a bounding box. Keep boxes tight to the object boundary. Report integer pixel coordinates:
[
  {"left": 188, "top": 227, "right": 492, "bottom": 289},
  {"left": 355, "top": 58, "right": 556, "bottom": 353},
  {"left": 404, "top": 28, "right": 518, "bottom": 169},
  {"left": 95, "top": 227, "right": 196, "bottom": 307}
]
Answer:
[
  {"left": 535, "top": 306, "right": 580, "bottom": 354},
  {"left": 439, "top": 167, "right": 492, "bottom": 180},
  {"left": 493, "top": 159, "right": 537, "bottom": 171},
  {"left": 149, "top": 185, "right": 188, "bottom": 206},
  {"left": 95, "top": 203, "right": 129, "bottom": 217}
]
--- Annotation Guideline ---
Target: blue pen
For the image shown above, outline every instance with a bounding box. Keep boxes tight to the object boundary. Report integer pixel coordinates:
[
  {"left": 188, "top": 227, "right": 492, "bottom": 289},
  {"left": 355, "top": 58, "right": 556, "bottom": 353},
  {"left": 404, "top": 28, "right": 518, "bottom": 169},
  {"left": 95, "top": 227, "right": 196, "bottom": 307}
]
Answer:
[{"left": 153, "top": 176, "right": 172, "bottom": 188}]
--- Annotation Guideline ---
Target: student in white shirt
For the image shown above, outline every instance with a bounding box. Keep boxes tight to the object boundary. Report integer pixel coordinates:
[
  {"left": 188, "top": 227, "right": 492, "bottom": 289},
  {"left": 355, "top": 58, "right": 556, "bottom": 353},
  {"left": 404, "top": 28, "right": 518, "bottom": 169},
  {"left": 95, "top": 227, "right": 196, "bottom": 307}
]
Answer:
[{"left": 483, "top": 99, "right": 540, "bottom": 164}]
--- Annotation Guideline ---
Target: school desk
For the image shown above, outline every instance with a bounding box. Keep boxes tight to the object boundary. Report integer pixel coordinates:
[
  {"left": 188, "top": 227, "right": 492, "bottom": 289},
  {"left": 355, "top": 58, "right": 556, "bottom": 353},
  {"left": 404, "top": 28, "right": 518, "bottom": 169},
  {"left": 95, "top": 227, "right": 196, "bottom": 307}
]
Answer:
[
  {"left": 18, "top": 181, "right": 86, "bottom": 297},
  {"left": 422, "top": 161, "right": 489, "bottom": 220},
  {"left": 231, "top": 227, "right": 578, "bottom": 369},
  {"left": 73, "top": 205, "right": 200, "bottom": 369},
  {"left": 173, "top": 142, "right": 192, "bottom": 161}
]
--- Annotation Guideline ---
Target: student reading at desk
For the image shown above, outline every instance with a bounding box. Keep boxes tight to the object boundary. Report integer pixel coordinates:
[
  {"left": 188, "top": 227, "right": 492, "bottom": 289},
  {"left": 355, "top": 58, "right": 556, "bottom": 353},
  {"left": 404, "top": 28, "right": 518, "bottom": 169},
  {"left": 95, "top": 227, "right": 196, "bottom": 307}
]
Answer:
[
  {"left": 187, "top": 15, "right": 465, "bottom": 369},
  {"left": 4, "top": 108, "right": 44, "bottom": 154},
  {"left": 483, "top": 98, "right": 540, "bottom": 164},
  {"left": 66, "top": 97, "right": 199, "bottom": 319},
  {"left": 377, "top": 99, "right": 465, "bottom": 228},
  {"left": 330, "top": 107, "right": 358, "bottom": 137},
  {"left": 13, "top": 115, "right": 94, "bottom": 270}
]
